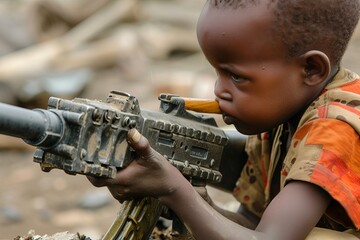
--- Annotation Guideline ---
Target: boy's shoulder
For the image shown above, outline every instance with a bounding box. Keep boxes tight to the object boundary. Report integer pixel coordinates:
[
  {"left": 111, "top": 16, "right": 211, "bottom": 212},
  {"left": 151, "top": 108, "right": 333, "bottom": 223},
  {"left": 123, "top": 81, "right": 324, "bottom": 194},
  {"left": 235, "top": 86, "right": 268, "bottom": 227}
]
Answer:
[
  {"left": 298, "top": 67, "right": 360, "bottom": 132},
  {"left": 325, "top": 67, "right": 360, "bottom": 91}
]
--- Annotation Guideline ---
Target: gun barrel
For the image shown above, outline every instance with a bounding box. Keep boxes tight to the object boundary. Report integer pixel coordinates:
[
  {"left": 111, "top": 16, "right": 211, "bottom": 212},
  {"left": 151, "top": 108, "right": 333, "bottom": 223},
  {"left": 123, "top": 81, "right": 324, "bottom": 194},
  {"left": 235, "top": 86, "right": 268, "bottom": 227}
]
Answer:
[{"left": 0, "top": 103, "right": 63, "bottom": 147}]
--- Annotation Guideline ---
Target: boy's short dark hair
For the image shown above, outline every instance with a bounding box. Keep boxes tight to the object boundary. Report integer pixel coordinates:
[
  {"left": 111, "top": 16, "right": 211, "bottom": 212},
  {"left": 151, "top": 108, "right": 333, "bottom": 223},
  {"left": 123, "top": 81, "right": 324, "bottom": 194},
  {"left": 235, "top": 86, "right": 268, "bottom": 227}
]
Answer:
[{"left": 209, "top": 0, "right": 360, "bottom": 66}]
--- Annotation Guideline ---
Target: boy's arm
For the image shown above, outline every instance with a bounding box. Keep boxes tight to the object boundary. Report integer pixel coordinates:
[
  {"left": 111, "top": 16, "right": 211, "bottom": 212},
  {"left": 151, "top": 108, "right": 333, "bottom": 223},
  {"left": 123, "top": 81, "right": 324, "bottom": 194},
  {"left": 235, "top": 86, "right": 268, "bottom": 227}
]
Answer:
[
  {"left": 195, "top": 186, "right": 259, "bottom": 229},
  {"left": 212, "top": 204, "right": 259, "bottom": 230},
  {"left": 255, "top": 181, "right": 331, "bottom": 239},
  {"left": 162, "top": 177, "right": 331, "bottom": 240}
]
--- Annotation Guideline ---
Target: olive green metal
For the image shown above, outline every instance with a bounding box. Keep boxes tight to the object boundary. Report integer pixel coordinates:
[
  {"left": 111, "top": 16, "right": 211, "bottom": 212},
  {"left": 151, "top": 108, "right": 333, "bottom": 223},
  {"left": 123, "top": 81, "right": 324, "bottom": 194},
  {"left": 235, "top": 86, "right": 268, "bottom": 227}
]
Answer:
[{"left": 102, "top": 198, "right": 164, "bottom": 240}]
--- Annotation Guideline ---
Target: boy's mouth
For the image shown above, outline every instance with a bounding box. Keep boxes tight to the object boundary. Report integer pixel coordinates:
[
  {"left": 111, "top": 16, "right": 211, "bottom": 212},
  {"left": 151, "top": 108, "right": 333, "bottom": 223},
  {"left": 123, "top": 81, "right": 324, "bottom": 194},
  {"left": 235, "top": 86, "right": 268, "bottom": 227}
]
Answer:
[
  {"left": 222, "top": 113, "right": 236, "bottom": 125},
  {"left": 217, "top": 102, "right": 235, "bottom": 125}
]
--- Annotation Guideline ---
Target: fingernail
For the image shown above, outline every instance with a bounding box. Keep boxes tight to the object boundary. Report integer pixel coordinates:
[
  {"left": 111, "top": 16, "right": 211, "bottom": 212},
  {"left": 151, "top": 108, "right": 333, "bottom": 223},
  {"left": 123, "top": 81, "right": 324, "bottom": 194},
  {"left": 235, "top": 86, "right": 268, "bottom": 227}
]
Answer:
[{"left": 129, "top": 128, "right": 141, "bottom": 143}]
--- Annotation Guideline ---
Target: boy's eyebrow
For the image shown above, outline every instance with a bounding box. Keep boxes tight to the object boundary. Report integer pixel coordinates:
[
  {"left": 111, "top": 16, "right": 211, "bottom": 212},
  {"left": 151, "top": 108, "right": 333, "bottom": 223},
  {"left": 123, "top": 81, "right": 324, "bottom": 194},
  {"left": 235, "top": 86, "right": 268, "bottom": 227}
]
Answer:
[{"left": 218, "top": 63, "right": 251, "bottom": 76}]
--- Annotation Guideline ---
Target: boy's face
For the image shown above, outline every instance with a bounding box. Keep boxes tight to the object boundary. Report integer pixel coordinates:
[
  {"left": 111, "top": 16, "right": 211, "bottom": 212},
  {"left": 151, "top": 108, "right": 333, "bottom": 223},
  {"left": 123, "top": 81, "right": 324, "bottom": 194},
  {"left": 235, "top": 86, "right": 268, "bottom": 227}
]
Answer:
[{"left": 197, "top": 2, "right": 309, "bottom": 134}]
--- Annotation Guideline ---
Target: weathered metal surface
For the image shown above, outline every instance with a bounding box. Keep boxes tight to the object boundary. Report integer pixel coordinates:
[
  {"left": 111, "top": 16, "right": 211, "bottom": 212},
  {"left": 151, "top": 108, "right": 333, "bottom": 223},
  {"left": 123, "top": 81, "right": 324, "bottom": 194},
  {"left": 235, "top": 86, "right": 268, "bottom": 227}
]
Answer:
[{"left": 0, "top": 92, "right": 246, "bottom": 239}]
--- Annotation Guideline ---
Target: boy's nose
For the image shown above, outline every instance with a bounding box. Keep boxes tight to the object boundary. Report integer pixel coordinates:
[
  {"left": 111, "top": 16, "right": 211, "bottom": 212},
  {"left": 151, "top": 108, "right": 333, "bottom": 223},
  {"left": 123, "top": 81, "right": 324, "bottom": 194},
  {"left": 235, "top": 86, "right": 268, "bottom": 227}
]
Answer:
[{"left": 214, "top": 78, "right": 232, "bottom": 101}]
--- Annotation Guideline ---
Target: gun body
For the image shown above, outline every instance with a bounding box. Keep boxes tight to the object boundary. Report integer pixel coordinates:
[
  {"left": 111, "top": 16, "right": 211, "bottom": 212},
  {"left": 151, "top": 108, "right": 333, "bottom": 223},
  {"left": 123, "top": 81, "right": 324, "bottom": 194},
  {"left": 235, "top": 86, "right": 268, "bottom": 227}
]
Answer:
[{"left": 0, "top": 91, "right": 246, "bottom": 239}]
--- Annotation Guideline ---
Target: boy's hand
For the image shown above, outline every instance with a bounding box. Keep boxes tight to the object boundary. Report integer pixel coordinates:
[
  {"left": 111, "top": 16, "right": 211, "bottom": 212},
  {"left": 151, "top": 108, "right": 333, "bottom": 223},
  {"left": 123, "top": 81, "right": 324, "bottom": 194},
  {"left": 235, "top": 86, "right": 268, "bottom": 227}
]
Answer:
[{"left": 87, "top": 128, "right": 185, "bottom": 203}]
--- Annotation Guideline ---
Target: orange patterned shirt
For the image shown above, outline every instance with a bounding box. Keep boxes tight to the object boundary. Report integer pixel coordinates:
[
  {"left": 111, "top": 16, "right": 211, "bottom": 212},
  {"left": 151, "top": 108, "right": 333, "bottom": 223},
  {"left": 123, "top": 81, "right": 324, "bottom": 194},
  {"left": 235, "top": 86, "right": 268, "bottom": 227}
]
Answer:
[{"left": 233, "top": 67, "right": 360, "bottom": 231}]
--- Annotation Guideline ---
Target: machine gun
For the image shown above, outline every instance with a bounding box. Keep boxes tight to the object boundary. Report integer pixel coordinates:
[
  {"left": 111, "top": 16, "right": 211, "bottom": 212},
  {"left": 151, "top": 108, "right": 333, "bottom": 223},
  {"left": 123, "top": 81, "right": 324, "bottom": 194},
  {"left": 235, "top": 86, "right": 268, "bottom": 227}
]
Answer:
[{"left": 0, "top": 91, "right": 246, "bottom": 239}]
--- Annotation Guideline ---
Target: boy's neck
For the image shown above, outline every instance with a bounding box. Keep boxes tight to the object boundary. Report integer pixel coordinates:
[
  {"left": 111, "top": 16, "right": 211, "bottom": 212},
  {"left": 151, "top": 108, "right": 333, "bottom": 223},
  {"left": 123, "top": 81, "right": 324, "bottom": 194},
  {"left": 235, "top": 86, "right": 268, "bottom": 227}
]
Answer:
[
  {"left": 326, "top": 64, "right": 340, "bottom": 85},
  {"left": 286, "top": 114, "right": 301, "bottom": 146},
  {"left": 286, "top": 64, "right": 340, "bottom": 147}
]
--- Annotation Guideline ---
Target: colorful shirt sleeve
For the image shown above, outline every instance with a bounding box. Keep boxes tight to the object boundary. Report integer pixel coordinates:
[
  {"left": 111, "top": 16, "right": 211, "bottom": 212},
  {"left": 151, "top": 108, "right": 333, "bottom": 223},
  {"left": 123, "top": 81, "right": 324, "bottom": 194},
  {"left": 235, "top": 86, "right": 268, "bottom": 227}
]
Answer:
[{"left": 281, "top": 118, "right": 360, "bottom": 230}]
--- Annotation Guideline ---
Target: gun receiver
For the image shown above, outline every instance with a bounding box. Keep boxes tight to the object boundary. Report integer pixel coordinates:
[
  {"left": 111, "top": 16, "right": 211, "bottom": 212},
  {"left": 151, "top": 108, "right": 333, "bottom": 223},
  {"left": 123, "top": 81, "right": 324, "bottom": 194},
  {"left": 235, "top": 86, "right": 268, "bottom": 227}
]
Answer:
[{"left": 0, "top": 91, "right": 246, "bottom": 239}]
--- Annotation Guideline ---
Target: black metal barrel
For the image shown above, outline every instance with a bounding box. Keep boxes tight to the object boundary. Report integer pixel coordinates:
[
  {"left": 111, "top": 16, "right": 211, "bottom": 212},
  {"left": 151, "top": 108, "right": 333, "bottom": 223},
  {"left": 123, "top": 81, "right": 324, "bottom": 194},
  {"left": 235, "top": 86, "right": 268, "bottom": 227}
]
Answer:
[{"left": 0, "top": 102, "right": 63, "bottom": 147}]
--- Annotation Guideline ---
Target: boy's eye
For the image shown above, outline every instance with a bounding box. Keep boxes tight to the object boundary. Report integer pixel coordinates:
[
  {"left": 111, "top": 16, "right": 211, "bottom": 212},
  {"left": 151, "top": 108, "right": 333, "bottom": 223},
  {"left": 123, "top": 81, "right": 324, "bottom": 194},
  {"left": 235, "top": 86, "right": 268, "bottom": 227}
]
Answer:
[{"left": 229, "top": 73, "right": 244, "bottom": 83}]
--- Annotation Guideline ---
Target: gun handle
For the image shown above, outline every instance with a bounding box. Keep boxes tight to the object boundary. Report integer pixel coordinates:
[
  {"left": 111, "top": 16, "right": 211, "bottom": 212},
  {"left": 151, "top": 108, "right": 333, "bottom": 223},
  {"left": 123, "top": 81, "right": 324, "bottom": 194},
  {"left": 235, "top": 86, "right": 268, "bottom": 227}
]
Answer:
[
  {"left": 102, "top": 197, "right": 164, "bottom": 240},
  {"left": 183, "top": 98, "right": 221, "bottom": 114}
]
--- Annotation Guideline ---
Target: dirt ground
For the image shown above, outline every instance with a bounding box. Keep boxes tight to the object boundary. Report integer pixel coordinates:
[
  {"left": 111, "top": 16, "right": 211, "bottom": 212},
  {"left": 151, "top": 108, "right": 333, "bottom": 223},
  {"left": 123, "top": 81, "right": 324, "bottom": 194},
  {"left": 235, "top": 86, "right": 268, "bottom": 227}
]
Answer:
[{"left": 1, "top": 11, "right": 360, "bottom": 240}]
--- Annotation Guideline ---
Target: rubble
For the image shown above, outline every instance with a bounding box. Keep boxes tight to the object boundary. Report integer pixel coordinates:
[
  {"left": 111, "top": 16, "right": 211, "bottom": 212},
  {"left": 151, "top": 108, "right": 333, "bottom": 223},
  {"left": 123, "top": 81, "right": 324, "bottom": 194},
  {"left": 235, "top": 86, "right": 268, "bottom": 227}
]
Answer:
[{"left": 14, "top": 230, "right": 90, "bottom": 240}]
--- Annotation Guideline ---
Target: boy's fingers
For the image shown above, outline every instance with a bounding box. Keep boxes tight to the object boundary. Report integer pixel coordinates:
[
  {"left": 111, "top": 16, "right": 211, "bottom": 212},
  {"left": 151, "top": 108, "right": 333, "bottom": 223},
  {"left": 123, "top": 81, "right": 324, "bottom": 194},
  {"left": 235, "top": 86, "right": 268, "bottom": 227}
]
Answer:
[
  {"left": 87, "top": 176, "right": 108, "bottom": 187},
  {"left": 87, "top": 173, "right": 126, "bottom": 187},
  {"left": 128, "top": 128, "right": 142, "bottom": 144},
  {"left": 127, "top": 128, "right": 152, "bottom": 158}
]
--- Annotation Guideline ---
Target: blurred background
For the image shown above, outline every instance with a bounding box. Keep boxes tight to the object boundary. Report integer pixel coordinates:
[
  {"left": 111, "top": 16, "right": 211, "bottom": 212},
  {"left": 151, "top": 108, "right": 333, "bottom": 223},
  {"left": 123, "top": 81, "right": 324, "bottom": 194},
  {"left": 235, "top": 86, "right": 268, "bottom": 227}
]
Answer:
[{"left": 0, "top": 0, "right": 359, "bottom": 239}]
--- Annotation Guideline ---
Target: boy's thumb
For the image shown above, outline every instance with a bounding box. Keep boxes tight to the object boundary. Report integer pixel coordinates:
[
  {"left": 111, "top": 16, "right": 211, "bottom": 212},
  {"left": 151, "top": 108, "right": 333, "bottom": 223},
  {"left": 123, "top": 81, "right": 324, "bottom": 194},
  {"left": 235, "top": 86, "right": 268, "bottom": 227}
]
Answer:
[{"left": 127, "top": 128, "right": 151, "bottom": 157}]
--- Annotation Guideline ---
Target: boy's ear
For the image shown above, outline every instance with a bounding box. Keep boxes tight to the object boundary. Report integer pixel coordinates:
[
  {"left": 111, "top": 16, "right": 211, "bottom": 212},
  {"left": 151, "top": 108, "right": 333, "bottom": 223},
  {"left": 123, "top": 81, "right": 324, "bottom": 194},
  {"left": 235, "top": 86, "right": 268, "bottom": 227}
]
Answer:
[{"left": 300, "top": 50, "right": 331, "bottom": 87}]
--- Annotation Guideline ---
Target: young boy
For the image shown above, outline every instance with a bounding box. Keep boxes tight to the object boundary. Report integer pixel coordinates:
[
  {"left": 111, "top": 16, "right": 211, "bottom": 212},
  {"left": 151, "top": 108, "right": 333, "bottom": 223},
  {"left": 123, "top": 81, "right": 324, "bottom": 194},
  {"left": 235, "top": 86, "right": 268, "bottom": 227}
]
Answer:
[{"left": 89, "top": 0, "right": 360, "bottom": 239}]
